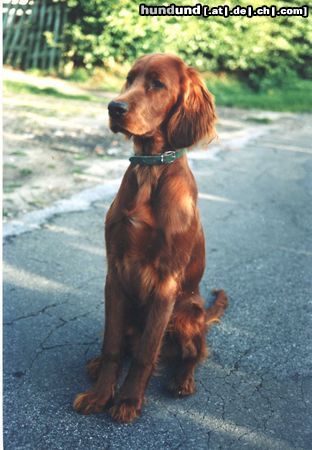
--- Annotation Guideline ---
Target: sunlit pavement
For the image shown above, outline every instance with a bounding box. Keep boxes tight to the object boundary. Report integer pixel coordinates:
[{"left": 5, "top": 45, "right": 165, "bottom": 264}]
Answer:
[{"left": 3, "top": 113, "right": 312, "bottom": 449}]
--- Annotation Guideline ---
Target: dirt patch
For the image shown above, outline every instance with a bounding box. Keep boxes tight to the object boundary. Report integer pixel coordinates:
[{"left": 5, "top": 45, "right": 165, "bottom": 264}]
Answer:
[{"left": 3, "top": 80, "right": 130, "bottom": 221}]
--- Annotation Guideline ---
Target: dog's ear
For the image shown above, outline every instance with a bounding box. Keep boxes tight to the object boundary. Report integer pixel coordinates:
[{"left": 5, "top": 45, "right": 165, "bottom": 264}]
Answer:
[{"left": 167, "top": 67, "right": 216, "bottom": 149}]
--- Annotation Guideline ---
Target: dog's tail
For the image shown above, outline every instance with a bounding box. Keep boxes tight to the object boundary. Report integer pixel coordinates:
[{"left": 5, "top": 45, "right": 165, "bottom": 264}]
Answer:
[{"left": 206, "top": 289, "right": 228, "bottom": 327}]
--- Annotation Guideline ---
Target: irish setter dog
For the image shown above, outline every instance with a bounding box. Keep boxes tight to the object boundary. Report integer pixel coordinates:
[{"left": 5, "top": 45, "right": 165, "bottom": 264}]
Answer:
[{"left": 73, "top": 53, "right": 228, "bottom": 422}]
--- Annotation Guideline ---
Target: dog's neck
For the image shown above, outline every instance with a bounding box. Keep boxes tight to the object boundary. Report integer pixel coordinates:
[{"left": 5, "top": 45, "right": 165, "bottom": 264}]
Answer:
[{"left": 133, "top": 130, "right": 171, "bottom": 156}]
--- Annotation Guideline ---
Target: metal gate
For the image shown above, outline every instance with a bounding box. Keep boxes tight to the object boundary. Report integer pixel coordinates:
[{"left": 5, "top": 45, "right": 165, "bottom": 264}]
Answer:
[{"left": 3, "top": 0, "right": 67, "bottom": 71}]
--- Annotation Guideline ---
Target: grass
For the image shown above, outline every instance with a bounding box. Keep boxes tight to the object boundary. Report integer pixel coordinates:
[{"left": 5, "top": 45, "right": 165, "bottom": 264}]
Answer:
[
  {"left": 19, "top": 168, "right": 33, "bottom": 177},
  {"left": 205, "top": 74, "right": 312, "bottom": 112},
  {"left": 246, "top": 117, "right": 272, "bottom": 124},
  {"left": 4, "top": 71, "right": 312, "bottom": 112},
  {"left": 64, "top": 66, "right": 126, "bottom": 92},
  {"left": 74, "top": 154, "right": 89, "bottom": 160},
  {"left": 4, "top": 163, "right": 17, "bottom": 169},
  {"left": 3, "top": 80, "right": 94, "bottom": 102},
  {"left": 71, "top": 167, "right": 84, "bottom": 175},
  {"left": 10, "top": 151, "right": 27, "bottom": 157},
  {"left": 4, "top": 182, "right": 23, "bottom": 193}
]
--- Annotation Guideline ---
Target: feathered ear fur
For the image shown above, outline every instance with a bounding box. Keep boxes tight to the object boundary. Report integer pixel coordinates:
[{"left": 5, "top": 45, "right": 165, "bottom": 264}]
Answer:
[{"left": 167, "top": 67, "right": 216, "bottom": 149}]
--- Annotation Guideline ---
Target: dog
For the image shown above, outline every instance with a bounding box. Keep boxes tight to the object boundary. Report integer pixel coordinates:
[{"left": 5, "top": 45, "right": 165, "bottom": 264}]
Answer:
[{"left": 73, "top": 53, "right": 228, "bottom": 423}]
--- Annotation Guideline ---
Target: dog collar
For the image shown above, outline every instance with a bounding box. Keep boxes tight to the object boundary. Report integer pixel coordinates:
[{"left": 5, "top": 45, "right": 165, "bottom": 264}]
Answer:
[{"left": 129, "top": 149, "right": 186, "bottom": 166}]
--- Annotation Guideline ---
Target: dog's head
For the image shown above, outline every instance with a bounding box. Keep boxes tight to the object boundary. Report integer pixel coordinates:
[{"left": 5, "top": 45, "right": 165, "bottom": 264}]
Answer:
[{"left": 108, "top": 53, "right": 216, "bottom": 149}]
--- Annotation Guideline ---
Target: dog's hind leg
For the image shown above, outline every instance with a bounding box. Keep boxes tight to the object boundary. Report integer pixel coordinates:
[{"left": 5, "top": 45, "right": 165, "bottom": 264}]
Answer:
[
  {"left": 166, "top": 296, "right": 208, "bottom": 397},
  {"left": 167, "top": 290, "right": 228, "bottom": 397}
]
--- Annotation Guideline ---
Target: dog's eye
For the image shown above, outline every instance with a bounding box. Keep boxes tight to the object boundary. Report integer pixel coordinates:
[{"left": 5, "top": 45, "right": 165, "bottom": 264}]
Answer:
[
  {"left": 126, "top": 75, "right": 134, "bottom": 85},
  {"left": 151, "top": 80, "right": 165, "bottom": 89}
]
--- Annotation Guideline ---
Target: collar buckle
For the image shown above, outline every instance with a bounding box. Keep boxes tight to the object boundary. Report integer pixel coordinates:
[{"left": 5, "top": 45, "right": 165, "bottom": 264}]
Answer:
[{"left": 161, "top": 150, "right": 176, "bottom": 163}]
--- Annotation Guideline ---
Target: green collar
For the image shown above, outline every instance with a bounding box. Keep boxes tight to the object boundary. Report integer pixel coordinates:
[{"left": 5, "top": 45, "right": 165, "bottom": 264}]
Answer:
[{"left": 129, "top": 149, "right": 186, "bottom": 166}]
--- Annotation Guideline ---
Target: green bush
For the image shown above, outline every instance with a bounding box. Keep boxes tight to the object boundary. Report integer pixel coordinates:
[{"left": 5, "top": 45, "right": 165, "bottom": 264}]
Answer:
[{"left": 62, "top": 0, "right": 311, "bottom": 90}]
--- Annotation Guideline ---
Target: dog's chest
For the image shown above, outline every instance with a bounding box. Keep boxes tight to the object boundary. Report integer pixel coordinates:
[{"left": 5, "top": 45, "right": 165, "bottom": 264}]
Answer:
[{"left": 106, "top": 168, "right": 159, "bottom": 258}]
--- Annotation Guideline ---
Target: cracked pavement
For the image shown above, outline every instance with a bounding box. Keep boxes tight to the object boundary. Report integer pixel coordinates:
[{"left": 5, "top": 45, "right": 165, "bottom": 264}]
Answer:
[{"left": 3, "top": 112, "right": 312, "bottom": 449}]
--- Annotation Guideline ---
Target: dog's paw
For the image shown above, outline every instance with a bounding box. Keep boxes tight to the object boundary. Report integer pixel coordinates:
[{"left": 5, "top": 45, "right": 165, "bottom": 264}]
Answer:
[
  {"left": 73, "top": 391, "right": 108, "bottom": 415},
  {"left": 109, "top": 399, "right": 141, "bottom": 423},
  {"left": 168, "top": 376, "right": 196, "bottom": 397},
  {"left": 86, "top": 357, "right": 102, "bottom": 381}
]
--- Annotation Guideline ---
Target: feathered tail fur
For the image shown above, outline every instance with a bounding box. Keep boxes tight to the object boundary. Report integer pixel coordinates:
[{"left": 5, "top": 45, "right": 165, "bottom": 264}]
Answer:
[{"left": 206, "top": 289, "right": 228, "bottom": 327}]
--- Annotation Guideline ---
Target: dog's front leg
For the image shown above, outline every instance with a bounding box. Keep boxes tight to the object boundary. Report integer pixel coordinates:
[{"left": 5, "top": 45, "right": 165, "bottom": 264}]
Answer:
[
  {"left": 110, "top": 276, "right": 177, "bottom": 423},
  {"left": 73, "top": 272, "right": 126, "bottom": 415}
]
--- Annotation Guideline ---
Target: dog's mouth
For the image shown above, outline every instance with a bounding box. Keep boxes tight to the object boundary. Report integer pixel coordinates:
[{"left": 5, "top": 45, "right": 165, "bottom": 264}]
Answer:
[
  {"left": 109, "top": 119, "right": 133, "bottom": 138},
  {"left": 109, "top": 119, "right": 125, "bottom": 133},
  {"left": 110, "top": 117, "right": 155, "bottom": 139}
]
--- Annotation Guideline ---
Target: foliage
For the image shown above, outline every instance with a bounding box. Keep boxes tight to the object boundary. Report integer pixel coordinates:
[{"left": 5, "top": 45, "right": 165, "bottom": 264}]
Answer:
[{"left": 62, "top": 0, "right": 311, "bottom": 90}]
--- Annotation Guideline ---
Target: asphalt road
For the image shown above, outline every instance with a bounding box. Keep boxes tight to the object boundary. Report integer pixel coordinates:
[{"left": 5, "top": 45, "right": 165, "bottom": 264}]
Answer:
[{"left": 3, "top": 113, "right": 312, "bottom": 449}]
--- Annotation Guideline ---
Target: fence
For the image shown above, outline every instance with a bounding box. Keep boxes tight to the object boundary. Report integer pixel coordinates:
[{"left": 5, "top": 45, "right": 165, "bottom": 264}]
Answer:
[{"left": 3, "top": 0, "right": 67, "bottom": 71}]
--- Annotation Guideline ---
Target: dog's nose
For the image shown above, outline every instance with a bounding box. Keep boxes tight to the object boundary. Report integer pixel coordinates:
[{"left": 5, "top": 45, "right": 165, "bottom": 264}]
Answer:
[{"left": 108, "top": 101, "right": 129, "bottom": 117}]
